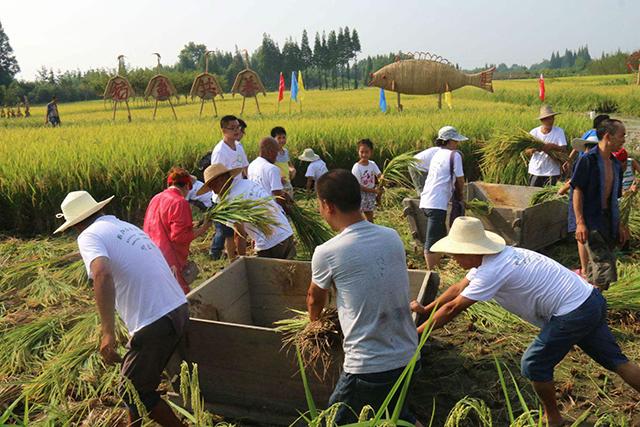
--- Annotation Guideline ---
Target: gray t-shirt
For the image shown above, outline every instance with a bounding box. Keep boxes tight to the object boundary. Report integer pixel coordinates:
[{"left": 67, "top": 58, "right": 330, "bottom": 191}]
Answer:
[{"left": 311, "top": 220, "right": 418, "bottom": 374}]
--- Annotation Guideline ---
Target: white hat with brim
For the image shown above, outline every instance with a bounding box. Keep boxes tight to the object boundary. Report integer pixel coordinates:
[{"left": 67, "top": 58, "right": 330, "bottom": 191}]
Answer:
[
  {"left": 298, "top": 148, "right": 321, "bottom": 162},
  {"left": 437, "top": 126, "right": 468, "bottom": 142},
  {"left": 430, "top": 216, "right": 506, "bottom": 255},
  {"left": 54, "top": 191, "right": 114, "bottom": 234},
  {"left": 538, "top": 105, "right": 560, "bottom": 120},
  {"left": 571, "top": 135, "right": 599, "bottom": 152},
  {"left": 196, "top": 163, "right": 242, "bottom": 196}
]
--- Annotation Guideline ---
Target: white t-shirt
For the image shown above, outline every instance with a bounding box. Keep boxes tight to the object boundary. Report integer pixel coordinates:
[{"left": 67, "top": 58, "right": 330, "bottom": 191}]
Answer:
[
  {"left": 419, "top": 148, "right": 464, "bottom": 210},
  {"left": 312, "top": 220, "right": 418, "bottom": 374},
  {"left": 305, "top": 159, "right": 328, "bottom": 181},
  {"left": 528, "top": 126, "right": 567, "bottom": 177},
  {"left": 248, "top": 156, "right": 284, "bottom": 194},
  {"left": 414, "top": 147, "right": 440, "bottom": 172},
  {"left": 461, "top": 246, "right": 593, "bottom": 328},
  {"left": 351, "top": 161, "right": 381, "bottom": 189},
  {"left": 227, "top": 179, "right": 293, "bottom": 251},
  {"left": 77, "top": 216, "right": 187, "bottom": 335},
  {"left": 187, "top": 180, "right": 213, "bottom": 208},
  {"left": 210, "top": 140, "right": 250, "bottom": 201}
]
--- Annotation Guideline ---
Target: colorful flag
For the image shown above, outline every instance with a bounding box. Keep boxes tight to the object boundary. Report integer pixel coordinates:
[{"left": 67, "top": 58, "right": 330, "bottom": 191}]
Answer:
[
  {"left": 444, "top": 91, "right": 453, "bottom": 109},
  {"left": 278, "top": 72, "right": 285, "bottom": 102},
  {"left": 538, "top": 74, "right": 545, "bottom": 101},
  {"left": 290, "top": 71, "right": 298, "bottom": 102},
  {"left": 297, "top": 70, "right": 305, "bottom": 100},
  {"left": 379, "top": 88, "right": 387, "bottom": 112}
]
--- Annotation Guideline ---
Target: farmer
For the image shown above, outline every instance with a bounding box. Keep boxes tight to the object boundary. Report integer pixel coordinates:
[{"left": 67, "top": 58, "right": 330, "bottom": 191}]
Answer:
[
  {"left": 54, "top": 191, "right": 188, "bottom": 427},
  {"left": 209, "top": 115, "right": 250, "bottom": 260},
  {"left": 411, "top": 216, "right": 640, "bottom": 427},
  {"left": 562, "top": 114, "right": 609, "bottom": 173},
  {"left": 409, "top": 143, "right": 440, "bottom": 197},
  {"left": 198, "top": 163, "right": 296, "bottom": 259},
  {"left": 306, "top": 169, "right": 419, "bottom": 425},
  {"left": 248, "top": 136, "right": 291, "bottom": 211},
  {"left": 271, "top": 126, "right": 297, "bottom": 198},
  {"left": 419, "top": 126, "right": 466, "bottom": 269},
  {"left": 572, "top": 119, "right": 629, "bottom": 290},
  {"left": 526, "top": 105, "right": 567, "bottom": 187},
  {"left": 143, "top": 167, "right": 211, "bottom": 294},
  {"left": 45, "top": 95, "right": 61, "bottom": 127}
]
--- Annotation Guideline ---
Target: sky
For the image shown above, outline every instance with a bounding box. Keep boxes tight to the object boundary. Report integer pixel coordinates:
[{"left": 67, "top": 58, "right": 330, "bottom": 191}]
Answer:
[{"left": 3, "top": 0, "right": 638, "bottom": 80}]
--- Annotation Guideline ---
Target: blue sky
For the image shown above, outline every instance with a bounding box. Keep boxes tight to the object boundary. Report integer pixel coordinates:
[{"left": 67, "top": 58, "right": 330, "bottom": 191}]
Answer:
[{"left": 3, "top": 0, "right": 638, "bottom": 79}]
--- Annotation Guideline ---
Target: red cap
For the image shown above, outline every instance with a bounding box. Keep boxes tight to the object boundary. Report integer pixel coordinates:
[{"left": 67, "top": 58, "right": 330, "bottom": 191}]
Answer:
[{"left": 613, "top": 148, "right": 628, "bottom": 163}]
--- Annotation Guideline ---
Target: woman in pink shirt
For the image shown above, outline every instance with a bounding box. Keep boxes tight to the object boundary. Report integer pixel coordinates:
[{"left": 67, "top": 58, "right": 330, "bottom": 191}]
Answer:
[{"left": 144, "top": 167, "right": 211, "bottom": 293}]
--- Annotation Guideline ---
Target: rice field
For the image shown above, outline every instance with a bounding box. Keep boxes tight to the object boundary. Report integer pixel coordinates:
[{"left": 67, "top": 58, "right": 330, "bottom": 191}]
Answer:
[{"left": 2, "top": 74, "right": 640, "bottom": 425}]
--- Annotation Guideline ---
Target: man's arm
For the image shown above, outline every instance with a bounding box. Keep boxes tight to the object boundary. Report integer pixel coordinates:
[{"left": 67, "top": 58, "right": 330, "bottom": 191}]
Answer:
[
  {"left": 454, "top": 176, "right": 465, "bottom": 201},
  {"left": 91, "top": 256, "right": 122, "bottom": 365},
  {"left": 411, "top": 277, "right": 469, "bottom": 317},
  {"left": 306, "top": 282, "right": 329, "bottom": 321},
  {"left": 232, "top": 223, "right": 247, "bottom": 257},
  {"left": 573, "top": 187, "right": 588, "bottom": 244},
  {"left": 305, "top": 177, "right": 314, "bottom": 192},
  {"left": 417, "top": 295, "right": 477, "bottom": 334}
]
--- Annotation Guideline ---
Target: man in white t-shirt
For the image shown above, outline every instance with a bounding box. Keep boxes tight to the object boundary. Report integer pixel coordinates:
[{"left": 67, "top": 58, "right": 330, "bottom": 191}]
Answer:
[
  {"left": 248, "top": 137, "right": 290, "bottom": 212},
  {"left": 198, "top": 163, "right": 296, "bottom": 259},
  {"left": 411, "top": 217, "right": 640, "bottom": 427},
  {"left": 53, "top": 191, "right": 188, "bottom": 427},
  {"left": 299, "top": 148, "right": 328, "bottom": 192},
  {"left": 209, "top": 115, "right": 250, "bottom": 260},
  {"left": 527, "top": 105, "right": 567, "bottom": 187},
  {"left": 306, "top": 169, "right": 419, "bottom": 425},
  {"left": 419, "top": 125, "right": 466, "bottom": 269},
  {"left": 409, "top": 145, "right": 440, "bottom": 196}
]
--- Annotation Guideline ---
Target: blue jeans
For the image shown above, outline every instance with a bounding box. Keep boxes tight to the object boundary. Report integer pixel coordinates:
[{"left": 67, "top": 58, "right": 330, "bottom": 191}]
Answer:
[
  {"left": 328, "top": 365, "right": 417, "bottom": 424},
  {"left": 421, "top": 208, "right": 447, "bottom": 253},
  {"left": 209, "top": 221, "right": 234, "bottom": 258},
  {"left": 521, "top": 289, "right": 628, "bottom": 382}
]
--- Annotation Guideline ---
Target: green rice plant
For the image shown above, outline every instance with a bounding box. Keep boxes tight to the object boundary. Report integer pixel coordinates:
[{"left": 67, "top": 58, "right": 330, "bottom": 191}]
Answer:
[
  {"left": 174, "top": 362, "right": 214, "bottom": 426},
  {"left": 443, "top": 397, "right": 492, "bottom": 427},
  {"left": 529, "top": 183, "right": 568, "bottom": 206},
  {"left": 465, "top": 199, "right": 494, "bottom": 217},
  {"left": 287, "top": 202, "right": 334, "bottom": 257},
  {"left": 205, "top": 191, "right": 278, "bottom": 237},
  {"left": 379, "top": 151, "right": 419, "bottom": 190},
  {"left": 495, "top": 358, "right": 537, "bottom": 426},
  {"left": 619, "top": 189, "right": 639, "bottom": 229}
]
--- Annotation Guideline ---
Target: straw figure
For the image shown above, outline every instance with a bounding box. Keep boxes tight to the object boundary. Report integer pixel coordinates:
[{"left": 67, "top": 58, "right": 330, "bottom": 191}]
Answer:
[
  {"left": 231, "top": 50, "right": 266, "bottom": 115},
  {"left": 23, "top": 96, "right": 30, "bottom": 117},
  {"left": 144, "top": 53, "right": 178, "bottom": 120},
  {"left": 626, "top": 50, "right": 640, "bottom": 85},
  {"left": 190, "top": 50, "right": 224, "bottom": 118},
  {"left": 103, "top": 55, "right": 135, "bottom": 122},
  {"left": 368, "top": 51, "right": 495, "bottom": 111}
]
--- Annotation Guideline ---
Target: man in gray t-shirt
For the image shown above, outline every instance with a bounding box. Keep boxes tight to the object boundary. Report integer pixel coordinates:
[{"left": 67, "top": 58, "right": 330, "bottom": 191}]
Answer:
[{"left": 307, "top": 169, "right": 418, "bottom": 425}]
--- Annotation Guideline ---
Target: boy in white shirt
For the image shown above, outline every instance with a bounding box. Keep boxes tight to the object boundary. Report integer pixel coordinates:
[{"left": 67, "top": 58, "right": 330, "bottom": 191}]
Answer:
[
  {"left": 527, "top": 105, "right": 567, "bottom": 187},
  {"left": 298, "top": 148, "right": 328, "bottom": 192}
]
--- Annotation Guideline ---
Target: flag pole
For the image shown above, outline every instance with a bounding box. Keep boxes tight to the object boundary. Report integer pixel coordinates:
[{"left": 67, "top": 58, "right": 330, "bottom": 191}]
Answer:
[{"left": 288, "top": 97, "right": 292, "bottom": 115}]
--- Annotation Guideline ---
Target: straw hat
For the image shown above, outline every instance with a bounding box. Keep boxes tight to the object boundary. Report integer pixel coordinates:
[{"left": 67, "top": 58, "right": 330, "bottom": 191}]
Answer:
[
  {"left": 437, "top": 126, "right": 468, "bottom": 142},
  {"left": 571, "top": 135, "right": 599, "bottom": 152},
  {"left": 298, "top": 148, "right": 320, "bottom": 162},
  {"left": 54, "top": 191, "right": 114, "bottom": 234},
  {"left": 430, "top": 216, "right": 506, "bottom": 255},
  {"left": 538, "top": 105, "right": 560, "bottom": 120},
  {"left": 196, "top": 163, "right": 242, "bottom": 196}
]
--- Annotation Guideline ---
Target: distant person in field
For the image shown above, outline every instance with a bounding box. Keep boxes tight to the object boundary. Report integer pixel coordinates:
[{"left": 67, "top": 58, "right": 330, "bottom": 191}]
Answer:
[
  {"left": 419, "top": 126, "right": 466, "bottom": 269},
  {"left": 208, "top": 115, "right": 250, "bottom": 260},
  {"left": 45, "top": 95, "right": 61, "bottom": 127},
  {"left": 271, "top": 126, "right": 297, "bottom": 198},
  {"left": 409, "top": 142, "right": 441, "bottom": 196},
  {"left": 298, "top": 148, "right": 328, "bottom": 192},
  {"left": 248, "top": 136, "right": 291, "bottom": 212},
  {"left": 572, "top": 119, "right": 629, "bottom": 290},
  {"left": 562, "top": 114, "right": 609, "bottom": 174},
  {"left": 143, "top": 167, "right": 211, "bottom": 294},
  {"left": 306, "top": 170, "right": 420, "bottom": 426},
  {"left": 351, "top": 139, "right": 382, "bottom": 223},
  {"left": 198, "top": 163, "right": 296, "bottom": 259},
  {"left": 54, "top": 191, "right": 188, "bottom": 427},
  {"left": 411, "top": 216, "right": 640, "bottom": 427},
  {"left": 526, "top": 105, "right": 567, "bottom": 187}
]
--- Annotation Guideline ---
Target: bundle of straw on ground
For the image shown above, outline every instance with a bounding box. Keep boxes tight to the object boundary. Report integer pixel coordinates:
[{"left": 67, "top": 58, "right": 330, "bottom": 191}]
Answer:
[
  {"left": 287, "top": 202, "right": 334, "bottom": 257},
  {"left": 205, "top": 192, "right": 279, "bottom": 236},
  {"left": 529, "top": 182, "right": 568, "bottom": 206},
  {"left": 480, "top": 130, "right": 569, "bottom": 186},
  {"left": 465, "top": 199, "right": 494, "bottom": 217},
  {"left": 274, "top": 308, "right": 342, "bottom": 380},
  {"left": 604, "top": 271, "right": 640, "bottom": 311}
]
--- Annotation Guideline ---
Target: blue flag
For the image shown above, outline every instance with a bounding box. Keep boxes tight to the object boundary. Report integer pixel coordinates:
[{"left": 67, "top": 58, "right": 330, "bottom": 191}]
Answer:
[
  {"left": 379, "top": 88, "right": 387, "bottom": 112},
  {"left": 290, "top": 71, "right": 298, "bottom": 102}
]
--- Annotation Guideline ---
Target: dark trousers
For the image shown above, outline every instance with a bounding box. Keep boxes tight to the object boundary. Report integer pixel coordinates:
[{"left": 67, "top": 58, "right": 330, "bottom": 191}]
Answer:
[{"left": 529, "top": 174, "right": 559, "bottom": 187}]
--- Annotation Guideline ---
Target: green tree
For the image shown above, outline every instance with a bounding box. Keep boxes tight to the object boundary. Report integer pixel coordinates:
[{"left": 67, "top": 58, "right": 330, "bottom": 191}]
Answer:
[
  {"left": 351, "top": 28, "right": 361, "bottom": 88},
  {"left": 0, "top": 21, "right": 19, "bottom": 86},
  {"left": 282, "top": 38, "right": 302, "bottom": 77},
  {"left": 253, "top": 34, "right": 282, "bottom": 90},
  {"left": 327, "top": 30, "right": 338, "bottom": 88},
  {"left": 178, "top": 42, "right": 208, "bottom": 71},
  {"left": 300, "top": 29, "right": 313, "bottom": 70}
]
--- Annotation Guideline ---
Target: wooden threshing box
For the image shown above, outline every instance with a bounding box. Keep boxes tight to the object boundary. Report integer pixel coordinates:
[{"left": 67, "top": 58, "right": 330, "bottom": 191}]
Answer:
[{"left": 170, "top": 257, "right": 438, "bottom": 425}]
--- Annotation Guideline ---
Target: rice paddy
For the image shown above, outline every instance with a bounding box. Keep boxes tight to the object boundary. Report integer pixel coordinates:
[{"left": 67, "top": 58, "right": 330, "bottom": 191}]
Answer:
[{"left": 2, "top": 73, "right": 640, "bottom": 425}]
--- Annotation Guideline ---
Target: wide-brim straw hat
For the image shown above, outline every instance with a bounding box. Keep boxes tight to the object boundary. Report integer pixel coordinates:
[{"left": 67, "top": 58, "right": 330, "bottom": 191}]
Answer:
[
  {"left": 54, "top": 191, "right": 114, "bottom": 234},
  {"left": 196, "top": 163, "right": 242, "bottom": 196},
  {"left": 430, "top": 216, "right": 506, "bottom": 255},
  {"left": 571, "top": 135, "right": 599, "bottom": 152},
  {"left": 298, "top": 148, "right": 320, "bottom": 162},
  {"left": 538, "top": 105, "right": 560, "bottom": 120}
]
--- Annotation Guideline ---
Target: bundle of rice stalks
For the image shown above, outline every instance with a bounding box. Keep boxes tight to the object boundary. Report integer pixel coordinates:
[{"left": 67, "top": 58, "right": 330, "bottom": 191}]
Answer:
[
  {"left": 288, "top": 203, "right": 334, "bottom": 256},
  {"left": 619, "top": 189, "right": 639, "bottom": 228},
  {"left": 529, "top": 183, "right": 568, "bottom": 206},
  {"left": 465, "top": 199, "right": 494, "bottom": 217},
  {"left": 465, "top": 301, "right": 535, "bottom": 349},
  {"left": 604, "top": 271, "right": 640, "bottom": 311},
  {"left": 274, "top": 308, "right": 342, "bottom": 380},
  {"left": 379, "top": 151, "right": 419, "bottom": 190},
  {"left": 480, "top": 130, "right": 569, "bottom": 185},
  {"left": 205, "top": 191, "right": 278, "bottom": 237}
]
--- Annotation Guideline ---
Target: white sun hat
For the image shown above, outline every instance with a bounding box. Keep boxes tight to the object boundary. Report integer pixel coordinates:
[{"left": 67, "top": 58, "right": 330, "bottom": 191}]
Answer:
[
  {"left": 437, "top": 126, "right": 468, "bottom": 142},
  {"left": 54, "top": 191, "right": 114, "bottom": 234},
  {"left": 298, "top": 148, "right": 321, "bottom": 162},
  {"left": 430, "top": 216, "right": 506, "bottom": 255},
  {"left": 571, "top": 134, "right": 599, "bottom": 152}
]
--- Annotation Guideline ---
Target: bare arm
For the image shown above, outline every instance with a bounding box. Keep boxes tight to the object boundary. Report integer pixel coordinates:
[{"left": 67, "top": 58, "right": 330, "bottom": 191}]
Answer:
[
  {"left": 418, "top": 295, "right": 477, "bottom": 333},
  {"left": 411, "top": 277, "right": 470, "bottom": 317},
  {"left": 306, "top": 282, "right": 329, "bottom": 321},
  {"left": 91, "top": 257, "right": 122, "bottom": 365},
  {"left": 305, "top": 177, "right": 314, "bottom": 192},
  {"left": 454, "top": 176, "right": 465, "bottom": 201},
  {"left": 573, "top": 186, "right": 588, "bottom": 244},
  {"left": 232, "top": 223, "right": 247, "bottom": 257}
]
